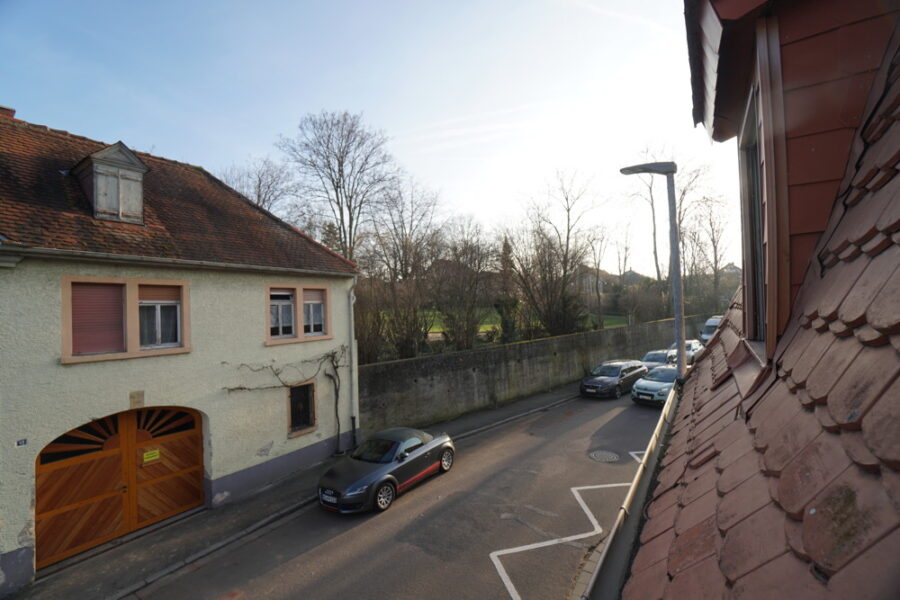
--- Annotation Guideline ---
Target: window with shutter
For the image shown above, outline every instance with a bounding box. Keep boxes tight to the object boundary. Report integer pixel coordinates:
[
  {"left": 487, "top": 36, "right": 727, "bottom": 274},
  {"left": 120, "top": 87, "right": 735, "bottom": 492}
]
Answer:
[{"left": 71, "top": 283, "right": 125, "bottom": 355}]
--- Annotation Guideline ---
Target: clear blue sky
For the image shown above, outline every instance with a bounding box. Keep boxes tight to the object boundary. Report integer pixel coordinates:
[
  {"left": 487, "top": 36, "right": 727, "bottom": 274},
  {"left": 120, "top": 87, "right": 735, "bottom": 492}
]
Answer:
[{"left": 0, "top": 0, "right": 740, "bottom": 275}]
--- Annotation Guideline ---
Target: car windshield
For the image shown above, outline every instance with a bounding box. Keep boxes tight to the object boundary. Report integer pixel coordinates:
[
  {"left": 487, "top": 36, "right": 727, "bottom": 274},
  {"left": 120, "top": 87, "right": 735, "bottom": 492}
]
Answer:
[
  {"left": 350, "top": 438, "right": 398, "bottom": 463},
  {"left": 703, "top": 324, "right": 718, "bottom": 335},
  {"left": 642, "top": 352, "right": 667, "bottom": 363},
  {"left": 591, "top": 365, "right": 621, "bottom": 377},
  {"left": 644, "top": 368, "right": 678, "bottom": 383}
]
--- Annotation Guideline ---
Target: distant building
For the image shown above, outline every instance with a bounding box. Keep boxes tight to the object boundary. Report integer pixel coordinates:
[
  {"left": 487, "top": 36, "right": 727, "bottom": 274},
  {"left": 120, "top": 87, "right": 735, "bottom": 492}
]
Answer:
[
  {"left": 0, "top": 109, "right": 358, "bottom": 594},
  {"left": 721, "top": 262, "right": 741, "bottom": 275}
]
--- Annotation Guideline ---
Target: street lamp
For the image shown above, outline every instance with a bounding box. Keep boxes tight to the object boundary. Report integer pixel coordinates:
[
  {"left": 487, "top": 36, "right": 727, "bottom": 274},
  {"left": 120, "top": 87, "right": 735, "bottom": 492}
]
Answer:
[{"left": 619, "top": 161, "right": 686, "bottom": 378}]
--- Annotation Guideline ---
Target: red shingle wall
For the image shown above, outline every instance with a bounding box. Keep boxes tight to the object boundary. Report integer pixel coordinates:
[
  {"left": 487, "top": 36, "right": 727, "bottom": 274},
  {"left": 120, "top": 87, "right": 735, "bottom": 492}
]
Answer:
[
  {"left": 622, "top": 12, "right": 900, "bottom": 598},
  {"left": 777, "top": 0, "right": 898, "bottom": 303}
]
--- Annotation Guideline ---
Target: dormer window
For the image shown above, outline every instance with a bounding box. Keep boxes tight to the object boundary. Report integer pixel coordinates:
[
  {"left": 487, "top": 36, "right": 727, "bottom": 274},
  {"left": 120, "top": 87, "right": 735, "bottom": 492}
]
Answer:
[{"left": 73, "top": 141, "right": 149, "bottom": 224}]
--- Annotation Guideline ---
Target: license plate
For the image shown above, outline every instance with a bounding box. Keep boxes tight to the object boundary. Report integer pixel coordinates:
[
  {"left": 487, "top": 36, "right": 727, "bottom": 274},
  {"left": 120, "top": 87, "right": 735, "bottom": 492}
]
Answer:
[
  {"left": 640, "top": 394, "right": 654, "bottom": 400},
  {"left": 585, "top": 387, "right": 596, "bottom": 393},
  {"left": 321, "top": 493, "right": 336, "bottom": 503}
]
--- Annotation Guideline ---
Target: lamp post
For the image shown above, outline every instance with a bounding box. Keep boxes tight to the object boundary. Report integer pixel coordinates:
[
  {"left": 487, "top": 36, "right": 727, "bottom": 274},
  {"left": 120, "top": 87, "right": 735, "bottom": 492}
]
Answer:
[{"left": 619, "top": 161, "right": 686, "bottom": 378}]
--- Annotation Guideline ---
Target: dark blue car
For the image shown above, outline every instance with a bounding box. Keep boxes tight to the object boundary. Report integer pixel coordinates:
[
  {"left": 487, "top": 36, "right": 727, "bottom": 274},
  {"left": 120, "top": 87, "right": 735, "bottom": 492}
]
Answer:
[{"left": 317, "top": 427, "right": 455, "bottom": 513}]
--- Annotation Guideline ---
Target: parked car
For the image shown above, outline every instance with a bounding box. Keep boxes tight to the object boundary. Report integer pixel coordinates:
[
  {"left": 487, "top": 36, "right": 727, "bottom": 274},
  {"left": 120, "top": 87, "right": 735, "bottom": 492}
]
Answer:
[
  {"left": 640, "top": 349, "right": 670, "bottom": 371},
  {"left": 318, "top": 427, "right": 455, "bottom": 513},
  {"left": 631, "top": 366, "right": 679, "bottom": 406},
  {"left": 699, "top": 316, "right": 723, "bottom": 345},
  {"left": 580, "top": 359, "right": 647, "bottom": 399},
  {"left": 667, "top": 339, "right": 704, "bottom": 365}
]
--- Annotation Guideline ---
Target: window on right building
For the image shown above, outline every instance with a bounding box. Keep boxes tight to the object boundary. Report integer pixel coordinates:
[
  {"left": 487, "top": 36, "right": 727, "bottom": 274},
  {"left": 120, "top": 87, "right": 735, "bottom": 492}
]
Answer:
[{"left": 739, "top": 90, "right": 767, "bottom": 344}]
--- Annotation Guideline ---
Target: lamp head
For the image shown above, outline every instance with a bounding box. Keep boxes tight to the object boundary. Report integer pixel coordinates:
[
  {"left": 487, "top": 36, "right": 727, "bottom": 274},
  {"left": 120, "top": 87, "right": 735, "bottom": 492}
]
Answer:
[{"left": 620, "top": 161, "right": 677, "bottom": 176}]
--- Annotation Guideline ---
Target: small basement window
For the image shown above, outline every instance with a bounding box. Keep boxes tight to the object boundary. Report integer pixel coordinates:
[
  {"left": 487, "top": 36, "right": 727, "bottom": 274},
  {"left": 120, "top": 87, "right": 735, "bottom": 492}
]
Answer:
[{"left": 289, "top": 384, "right": 315, "bottom": 434}]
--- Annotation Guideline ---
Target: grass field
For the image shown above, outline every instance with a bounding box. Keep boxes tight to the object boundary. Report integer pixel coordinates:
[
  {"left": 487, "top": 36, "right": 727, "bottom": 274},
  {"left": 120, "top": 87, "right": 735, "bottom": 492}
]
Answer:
[{"left": 427, "top": 310, "right": 627, "bottom": 334}]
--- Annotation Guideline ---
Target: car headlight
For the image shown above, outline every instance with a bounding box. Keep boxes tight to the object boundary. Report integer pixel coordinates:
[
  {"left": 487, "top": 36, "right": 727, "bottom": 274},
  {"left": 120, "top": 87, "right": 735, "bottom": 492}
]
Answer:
[
  {"left": 345, "top": 484, "right": 369, "bottom": 496},
  {"left": 658, "top": 385, "right": 673, "bottom": 396}
]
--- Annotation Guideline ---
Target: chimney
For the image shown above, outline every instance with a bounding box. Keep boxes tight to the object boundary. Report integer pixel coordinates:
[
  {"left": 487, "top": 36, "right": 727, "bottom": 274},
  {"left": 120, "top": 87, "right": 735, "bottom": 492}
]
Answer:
[{"left": 0, "top": 106, "right": 16, "bottom": 119}]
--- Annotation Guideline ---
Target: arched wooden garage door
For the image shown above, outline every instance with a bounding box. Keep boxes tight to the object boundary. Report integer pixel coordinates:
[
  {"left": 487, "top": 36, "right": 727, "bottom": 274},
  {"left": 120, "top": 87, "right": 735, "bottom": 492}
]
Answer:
[{"left": 35, "top": 407, "right": 204, "bottom": 568}]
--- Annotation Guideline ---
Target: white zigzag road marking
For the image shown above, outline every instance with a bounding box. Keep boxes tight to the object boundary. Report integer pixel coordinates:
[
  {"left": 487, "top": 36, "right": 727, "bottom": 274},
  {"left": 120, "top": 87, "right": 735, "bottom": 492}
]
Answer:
[
  {"left": 489, "top": 482, "right": 632, "bottom": 600},
  {"left": 629, "top": 451, "right": 645, "bottom": 463}
]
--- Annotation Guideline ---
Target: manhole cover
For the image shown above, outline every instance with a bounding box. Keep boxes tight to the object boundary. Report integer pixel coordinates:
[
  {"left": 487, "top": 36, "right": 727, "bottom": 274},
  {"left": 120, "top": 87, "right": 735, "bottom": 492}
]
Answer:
[{"left": 589, "top": 450, "right": 620, "bottom": 463}]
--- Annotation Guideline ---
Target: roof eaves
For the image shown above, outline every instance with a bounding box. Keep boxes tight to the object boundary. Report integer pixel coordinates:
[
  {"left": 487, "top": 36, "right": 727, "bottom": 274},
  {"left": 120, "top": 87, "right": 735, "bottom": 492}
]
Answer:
[{"left": 0, "top": 246, "right": 356, "bottom": 278}]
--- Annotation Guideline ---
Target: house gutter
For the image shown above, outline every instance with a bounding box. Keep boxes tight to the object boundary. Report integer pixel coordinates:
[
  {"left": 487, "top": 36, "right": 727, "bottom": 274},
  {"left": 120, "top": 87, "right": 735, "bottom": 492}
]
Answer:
[
  {"left": 580, "top": 380, "right": 682, "bottom": 599},
  {"left": 0, "top": 246, "right": 356, "bottom": 278}
]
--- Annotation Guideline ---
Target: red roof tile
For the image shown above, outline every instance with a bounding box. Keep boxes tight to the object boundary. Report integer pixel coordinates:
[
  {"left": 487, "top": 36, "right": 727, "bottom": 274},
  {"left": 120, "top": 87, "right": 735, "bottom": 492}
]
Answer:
[
  {"left": 802, "top": 467, "right": 900, "bottom": 573},
  {"left": 777, "top": 436, "right": 853, "bottom": 519},
  {"left": 0, "top": 118, "right": 356, "bottom": 275},
  {"left": 826, "top": 527, "right": 900, "bottom": 599},
  {"left": 667, "top": 516, "right": 721, "bottom": 576},
  {"left": 622, "top": 557, "right": 667, "bottom": 600},
  {"left": 720, "top": 504, "right": 790, "bottom": 582},
  {"left": 717, "top": 472, "right": 772, "bottom": 531},
  {"left": 861, "top": 376, "right": 900, "bottom": 468},
  {"left": 664, "top": 556, "right": 727, "bottom": 600},
  {"left": 729, "top": 552, "right": 826, "bottom": 600}
]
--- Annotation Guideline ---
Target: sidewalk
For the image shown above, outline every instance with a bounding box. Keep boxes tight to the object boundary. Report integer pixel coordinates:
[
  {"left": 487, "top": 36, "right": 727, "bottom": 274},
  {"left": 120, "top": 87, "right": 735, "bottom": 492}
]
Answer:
[{"left": 13, "top": 383, "right": 579, "bottom": 600}]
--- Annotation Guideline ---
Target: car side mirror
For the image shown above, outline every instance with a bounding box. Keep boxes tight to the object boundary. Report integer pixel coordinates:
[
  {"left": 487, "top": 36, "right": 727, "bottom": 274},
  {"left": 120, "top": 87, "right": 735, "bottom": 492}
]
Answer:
[{"left": 397, "top": 451, "right": 409, "bottom": 462}]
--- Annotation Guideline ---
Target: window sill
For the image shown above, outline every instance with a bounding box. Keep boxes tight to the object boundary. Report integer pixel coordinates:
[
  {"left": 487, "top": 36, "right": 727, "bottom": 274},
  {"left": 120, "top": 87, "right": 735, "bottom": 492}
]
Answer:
[
  {"left": 265, "top": 334, "right": 334, "bottom": 347},
  {"left": 288, "top": 425, "right": 318, "bottom": 439},
  {"left": 61, "top": 346, "right": 191, "bottom": 364}
]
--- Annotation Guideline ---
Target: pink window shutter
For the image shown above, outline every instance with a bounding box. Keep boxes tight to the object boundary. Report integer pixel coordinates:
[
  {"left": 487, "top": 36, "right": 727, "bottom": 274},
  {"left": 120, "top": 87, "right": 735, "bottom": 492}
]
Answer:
[{"left": 72, "top": 283, "right": 125, "bottom": 354}]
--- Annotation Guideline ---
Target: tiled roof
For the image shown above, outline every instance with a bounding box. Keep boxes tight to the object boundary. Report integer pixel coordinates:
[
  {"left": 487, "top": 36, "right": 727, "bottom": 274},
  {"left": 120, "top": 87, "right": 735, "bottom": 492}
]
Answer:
[
  {"left": 623, "top": 41, "right": 900, "bottom": 600},
  {"left": 0, "top": 116, "right": 356, "bottom": 275}
]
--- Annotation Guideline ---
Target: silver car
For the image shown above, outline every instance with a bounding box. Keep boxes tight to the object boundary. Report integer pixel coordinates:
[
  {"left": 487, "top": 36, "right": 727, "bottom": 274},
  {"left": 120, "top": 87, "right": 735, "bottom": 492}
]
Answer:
[{"left": 631, "top": 366, "right": 678, "bottom": 406}]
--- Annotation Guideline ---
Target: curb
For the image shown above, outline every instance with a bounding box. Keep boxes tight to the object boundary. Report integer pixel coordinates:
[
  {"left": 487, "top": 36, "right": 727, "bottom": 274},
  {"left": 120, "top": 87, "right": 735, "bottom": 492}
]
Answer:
[{"left": 114, "top": 392, "right": 576, "bottom": 599}]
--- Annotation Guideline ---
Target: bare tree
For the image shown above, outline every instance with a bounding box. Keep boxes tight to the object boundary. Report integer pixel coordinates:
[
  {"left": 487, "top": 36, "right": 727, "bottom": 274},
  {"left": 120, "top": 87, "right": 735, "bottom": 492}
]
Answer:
[
  {"left": 508, "top": 173, "right": 592, "bottom": 336},
  {"left": 217, "top": 156, "right": 295, "bottom": 212},
  {"left": 697, "top": 196, "right": 728, "bottom": 306},
  {"left": 278, "top": 111, "right": 397, "bottom": 262},
  {"left": 365, "top": 179, "right": 440, "bottom": 358},
  {"left": 431, "top": 218, "right": 494, "bottom": 350},
  {"left": 632, "top": 171, "right": 664, "bottom": 281},
  {"left": 353, "top": 277, "right": 387, "bottom": 365},
  {"left": 616, "top": 227, "right": 631, "bottom": 283},
  {"left": 494, "top": 236, "right": 520, "bottom": 343},
  {"left": 629, "top": 148, "right": 709, "bottom": 281},
  {"left": 587, "top": 228, "right": 609, "bottom": 329}
]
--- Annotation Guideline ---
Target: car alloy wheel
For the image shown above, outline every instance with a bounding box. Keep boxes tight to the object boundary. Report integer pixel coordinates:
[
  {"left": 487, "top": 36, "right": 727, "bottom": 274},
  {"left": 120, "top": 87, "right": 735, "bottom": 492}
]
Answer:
[
  {"left": 615, "top": 385, "right": 623, "bottom": 399},
  {"left": 375, "top": 482, "right": 395, "bottom": 511},
  {"left": 440, "top": 448, "right": 454, "bottom": 472}
]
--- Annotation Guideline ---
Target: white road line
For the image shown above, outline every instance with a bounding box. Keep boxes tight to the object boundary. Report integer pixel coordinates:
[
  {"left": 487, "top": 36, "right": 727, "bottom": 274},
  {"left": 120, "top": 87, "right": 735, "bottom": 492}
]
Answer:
[
  {"left": 629, "top": 451, "right": 645, "bottom": 463},
  {"left": 489, "top": 483, "right": 631, "bottom": 600}
]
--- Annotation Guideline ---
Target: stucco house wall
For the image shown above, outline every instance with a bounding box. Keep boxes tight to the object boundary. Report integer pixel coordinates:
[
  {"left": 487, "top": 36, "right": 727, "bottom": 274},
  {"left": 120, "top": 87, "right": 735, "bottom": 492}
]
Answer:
[{"left": 0, "top": 257, "right": 357, "bottom": 585}]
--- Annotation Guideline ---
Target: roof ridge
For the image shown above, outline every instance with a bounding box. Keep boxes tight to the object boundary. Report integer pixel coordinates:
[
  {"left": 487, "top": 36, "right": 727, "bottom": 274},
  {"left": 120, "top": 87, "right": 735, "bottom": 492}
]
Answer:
[{"left": 0, "top": 116, "right": 211, "bottom": 174}]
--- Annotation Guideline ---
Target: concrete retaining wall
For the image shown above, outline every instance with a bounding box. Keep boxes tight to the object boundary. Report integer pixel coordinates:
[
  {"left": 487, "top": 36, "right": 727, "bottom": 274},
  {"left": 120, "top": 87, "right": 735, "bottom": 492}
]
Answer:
[{"left": 359, "top": 316, "right": 706, "bottom": 437}]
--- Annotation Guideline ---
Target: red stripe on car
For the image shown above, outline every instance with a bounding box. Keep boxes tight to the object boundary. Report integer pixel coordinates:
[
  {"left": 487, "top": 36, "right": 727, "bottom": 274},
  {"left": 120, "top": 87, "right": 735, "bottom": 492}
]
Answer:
[{"left": 397, "top": 461, "right": 440, "bottom": 492}]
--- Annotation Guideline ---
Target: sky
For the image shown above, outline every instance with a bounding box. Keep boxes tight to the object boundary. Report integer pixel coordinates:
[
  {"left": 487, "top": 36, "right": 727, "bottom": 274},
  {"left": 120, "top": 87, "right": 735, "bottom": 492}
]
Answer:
[{"left": 0, "top": 0, "right": 741, "bottom": 276}]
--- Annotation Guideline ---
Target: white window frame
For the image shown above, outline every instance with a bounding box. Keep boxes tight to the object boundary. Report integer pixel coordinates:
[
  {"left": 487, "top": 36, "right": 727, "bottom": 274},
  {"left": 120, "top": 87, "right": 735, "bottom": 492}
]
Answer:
[
  {"left": 270, "top": 291, "right": 297, "bottom": 339},
  {"left": 139, "top": 300, "right": 182, "bottom": 349},
  {"left": 303, "top": 298, "right": 326, "bottom": 336}
]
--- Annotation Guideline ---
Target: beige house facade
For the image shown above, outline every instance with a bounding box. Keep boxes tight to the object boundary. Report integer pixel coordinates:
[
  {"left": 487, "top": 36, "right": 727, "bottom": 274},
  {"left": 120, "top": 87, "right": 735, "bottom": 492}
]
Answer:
[{"left": 0, "top": 109, "right": 359, "bottom": 594}]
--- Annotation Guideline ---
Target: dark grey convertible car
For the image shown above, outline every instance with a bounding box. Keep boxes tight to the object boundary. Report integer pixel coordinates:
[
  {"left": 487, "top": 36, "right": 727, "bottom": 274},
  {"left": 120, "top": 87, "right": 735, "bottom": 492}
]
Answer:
[{"left": 318, "top": 427, "right": 455, "bottom": 513}]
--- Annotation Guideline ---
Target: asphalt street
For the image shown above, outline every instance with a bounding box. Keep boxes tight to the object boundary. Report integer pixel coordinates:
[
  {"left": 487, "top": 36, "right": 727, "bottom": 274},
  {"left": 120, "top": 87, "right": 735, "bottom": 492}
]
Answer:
[{"left": 131, "top": 394, "right": 660, "bottom": 600}]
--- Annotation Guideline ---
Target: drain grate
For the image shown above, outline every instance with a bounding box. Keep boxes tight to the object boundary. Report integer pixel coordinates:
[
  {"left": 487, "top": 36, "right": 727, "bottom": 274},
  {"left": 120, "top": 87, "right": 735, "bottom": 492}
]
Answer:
[{"left": 589, "top": 449, "right": 620, "bottom": 463}]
